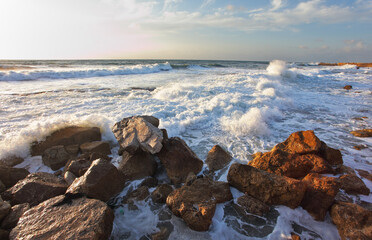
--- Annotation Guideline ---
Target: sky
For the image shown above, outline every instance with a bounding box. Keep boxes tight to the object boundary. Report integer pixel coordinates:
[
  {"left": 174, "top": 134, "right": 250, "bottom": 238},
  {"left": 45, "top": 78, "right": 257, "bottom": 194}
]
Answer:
[{"left": 0, "top": 0, "right": 371, "bottom": 62}]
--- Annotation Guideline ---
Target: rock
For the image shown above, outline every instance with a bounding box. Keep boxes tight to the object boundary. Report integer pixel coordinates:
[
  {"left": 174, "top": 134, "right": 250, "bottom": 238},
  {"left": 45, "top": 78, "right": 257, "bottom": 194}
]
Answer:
[
  {"left": 0, "top": 166, "right": 29, "bottom": 189},
  {"left": 140, "top": 177, "right": 158, "bottom": 188},
  {"left": 350, "top": 129, "right": 372, "bottom": 138},
  {"left": 64, "top": 144, "right": 80, "bottom": 155},
  {"left": 357, "top": 169, "right": 372, "bottom": 182},
  {"left": 1, "top": 172, "right": 67, "bottom": 207},
  {"left": 319, "top": 143, "right": 343, "bottom": 166},
  {"left": 42, "top": 145, "right": 71, "bottom": 170},
  {"left": 63, "top": 171, "right": 77, "bottom": 185},
  {"left": 354, "top": 145, "right": 367, "bottom": 150},
  {"left": 118, "top": 150, "right": 157, "bottom": 181},
  {"left": 112, "top": 116, "right": 163, "bottom": 154},
  {"left": 0, "top": 180, "right": 5, "bottom": 193},
  {"left": 236, "top": 194, "right": 270, "bottom": 216},
  {"left": 66, "top": 158, "right": 125, "bottom": 202},
  {"left": 151, "top": 184, "right": 173, "bottom": 203},
  {"left": 330, "top": 201, "right": 372, "bottom": 240},
  {"left": 123, "top": 186, "right": 150, "bottom": 204},
  {"left": 300, "top": 173, "right": 340, "bottom": 221},
  {"left": 1, "top": 203, "right": 30, "bottom": 230},
  {"left": 0, "top": 196, "right": 11, "bottom": 222},
  {"left": 152, "top": 226, "right": 171, "bottom": 240},
  {"left": 338, "top": 165, "right": 356, "bottom": 175},
  {"left": 9, "top": 195, "right": 114, "bottom": 240},
  {"left": 291, "top": 233, "right": 301, "bottom": 240},
  {"left": 0, "top": 156, "right": 24, "bottom": 167},
  {"left": 185, "top": 172, "right": 197, "bottom": 186},
  {"left": 272, "top": 130, "right": 322, "bottom": 155},
  {"left": 227, "top": 163, "right": 306, "bottom": 209},
  {"left": 339, "top": 174, "right": 370, "bottom": 195},
  {"left": 343, "top": 85, "right": 352, "bottom": 90},
  {"left": 31, "top": 126, "right": 101, "bottom": 156},
  {"left": 157, "top": 137, "right": 203, "bottom": 184},
  {"left": 205, "top": 145, "right": 232, "bottom": 171},
  {"left": 0, "top": 229, "right": 9, "bottom": 240},
  {"left": 64, "top": 159, "right": 92, "bottom": 177},
  {"left": 80, "top": 141, "right": 111, "bottom": 155},
  {"left": 166, "top": 177, "right": 232, "bottom": 231}
]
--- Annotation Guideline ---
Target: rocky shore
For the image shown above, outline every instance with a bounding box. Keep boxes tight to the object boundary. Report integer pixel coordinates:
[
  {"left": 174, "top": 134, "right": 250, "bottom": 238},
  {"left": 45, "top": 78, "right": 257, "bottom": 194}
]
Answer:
[
  {"left": 318, "top": 62, "right": 372, "bottom": 67},
  {"left": 0, "top": 116, "right": 371, "bottom": 239}
]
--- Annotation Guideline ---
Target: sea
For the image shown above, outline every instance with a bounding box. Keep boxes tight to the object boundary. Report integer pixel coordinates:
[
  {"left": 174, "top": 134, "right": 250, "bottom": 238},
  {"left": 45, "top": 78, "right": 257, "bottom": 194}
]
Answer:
[{"left": 0, "top": 59, "right": 371, "bottom": 239}]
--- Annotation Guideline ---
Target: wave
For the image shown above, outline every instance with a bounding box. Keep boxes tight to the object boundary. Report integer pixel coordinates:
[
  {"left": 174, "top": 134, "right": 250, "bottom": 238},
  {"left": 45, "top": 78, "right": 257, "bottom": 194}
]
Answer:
[{"left": 0, "top": 62, "right": 172, "bottom": 81}]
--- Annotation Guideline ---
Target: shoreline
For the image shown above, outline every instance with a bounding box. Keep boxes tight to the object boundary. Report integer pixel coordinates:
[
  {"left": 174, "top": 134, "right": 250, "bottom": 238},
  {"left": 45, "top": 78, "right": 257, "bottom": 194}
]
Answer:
[{"left": 319, "top": 62, "right": 372, "bottom": 67}]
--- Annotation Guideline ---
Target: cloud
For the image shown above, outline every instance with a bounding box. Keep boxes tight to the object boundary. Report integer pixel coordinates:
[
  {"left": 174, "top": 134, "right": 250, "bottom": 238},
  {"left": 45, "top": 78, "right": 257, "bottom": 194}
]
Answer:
[
  {"left": 200, "top": 0, "right": 215, "bottom": 9},
  {"left": 271, "top": 0, "right": 285, "bottom": 11},
  {"left": 343, "top": 40, "right": 365, "bottom": 52},
  {"left": 299, "top": 45, "right": 309, "bottom": 49}
]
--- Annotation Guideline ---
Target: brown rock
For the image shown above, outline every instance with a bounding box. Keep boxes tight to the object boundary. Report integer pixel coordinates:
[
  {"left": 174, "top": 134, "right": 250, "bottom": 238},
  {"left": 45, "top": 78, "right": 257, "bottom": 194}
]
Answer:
[
  {"left": 42, "top": 145, "right": 71, "bottom": 170},
  {"left": 151, "top": 184, "right": 173, "bottom": 203},
  {"left": 343, "top": 85, "right": 352, "bottom": 90},
  {"left": 319, "top": 143, "right": 343, "bottom": 166},
  {"left": 1, "top": 172, "right": 67, "bottom": 207},
  {"left": 272, "top": 130, "right": 322, "bottom": 154},
  {"left": 64, "top": 144, "right": 79, "bottom": 155},
  {"left": 236, "top": 194, "right": 270, "bottom": 216},
  {"left": 66, "top": 158, "right": 125, "bottom": 202},
  {"left": 63, "top": 171, "right": 77, "bottom": 185},
  {"left": 0, "top": 229, "right": 9, "bottom": 240},
  {"left": 0, "top": 180, "right": 5, "bottom": 193},
  {"left": 357, "top": 169, "right": 372, "bottom": 182},
  {"left": 184, "top": 172, "right": 197, "bottom": 186},
  {"left": 1, "top": 203, "right": 30, "bottom": 230},
  {"left": 227, "top": 163, "right": 306, "bottom": 209},
  {"left": 157, "top": 137, "right": 203, "bottom": 184},
  {"left": 351, "top": 129, "right": 372, "bottom": 137},
  {"left": 300, "top": 173, "right": 340, "bottom": 221},
  {"left": 123, "top": 186, "right": 150, "bottom": 204},
  {"left": 112, "top": 116, "right": 163, "bottom": 154},
  {"left": 64, "top": 158, "right": 92, "bottom": 177},
  {"left": 0, "top": 166, "right": 29, "bottom": 189},
  {"left": 354, "top": 145, "right": 367, "bottom": 150},
  {"left": 0, "top": 156, "right": 24, "bottom": 167},
  {"left": 330, "top": 201, "right": 372, "bottom": 240},
  {"left": 118, "top": 150, "right": 157, "bottom": 181},
  {"left": 0, "top": 196, "right": 11, "bottom": 222},
  {"left": 291, "top": 233, "right": 301, "bottom": 240},
  {"left": 152, "top": 226, "right": 171, "bottom": 240},
  {"left": 205, "top": 145, "right": 232, "bottom": 171},
  {"left": 166, "top": 177, "right": 232, "bottom": 231},
  {"left": 339, "top": 174, "right": 370, "bottom": 195},
  {"left": 31, "top": 126, "right": 101, "bottom": 156},
  {"left": 80, "top": 141, "right": 111, "bottom": 155},
  {"left": 9, "top": 195, "right": 114, "bottom": 240},
  {"left": 140, "top": 177, "right": 158, "bottom": 188}
]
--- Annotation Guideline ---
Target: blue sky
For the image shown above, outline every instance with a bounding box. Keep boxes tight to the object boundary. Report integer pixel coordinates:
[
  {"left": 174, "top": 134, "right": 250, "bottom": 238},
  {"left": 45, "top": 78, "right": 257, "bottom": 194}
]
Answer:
[{"left": 0, "top": 0, "right": 371, "bottom": 61}]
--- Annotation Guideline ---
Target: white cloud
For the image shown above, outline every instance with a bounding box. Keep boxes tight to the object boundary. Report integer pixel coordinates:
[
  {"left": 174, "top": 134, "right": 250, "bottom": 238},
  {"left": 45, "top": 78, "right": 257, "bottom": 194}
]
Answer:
[
  {"left": 343, "top": 40, "right": 365, "bottom": 52},
  {"left": 271, "top": 0, "right": 285, "bottom": 11},
  {"left": 200, "top": 0, "right": 215, "bottom": 9}
]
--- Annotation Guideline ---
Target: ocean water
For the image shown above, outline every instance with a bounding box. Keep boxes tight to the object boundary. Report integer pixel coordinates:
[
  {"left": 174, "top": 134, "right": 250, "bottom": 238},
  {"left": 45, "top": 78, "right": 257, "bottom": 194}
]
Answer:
[{"left": 0, "top": 59, "right": 371, "bottom": 239}]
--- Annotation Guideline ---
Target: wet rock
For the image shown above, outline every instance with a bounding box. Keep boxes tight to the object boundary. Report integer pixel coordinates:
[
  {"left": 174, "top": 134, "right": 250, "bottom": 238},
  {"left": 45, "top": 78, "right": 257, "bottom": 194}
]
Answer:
[
  {"left": 300, "top": 173, "right": 340, "bottom": 221},
  {"left": 0, "top": 156, "right": 24, "bottom": 167},
  {"left": 0, "top": 166, "right": 29, "bottom": 189},
  {"left": 166, "top": 177, "right": 232, "bottom": 231},
  {"left": 80, "top": 141, "right": 111, "bottom": 155},
  {"left": 151, "top": 184, "right": 173, "bottom": 203},
  {"left": 67, "top": 158, "right": 125, "bottom": 202},
  {"left": 0, "top": 196, "right": 11, "bottom": 222},
  {"left": 151, "top": 226, "right": 171, "bottom": 240},
  {"left": 42, "top": 145, "right": 71, "bottom": 170},
  {"left": 1, "top": 172, "right": 67, "bottom": 207},
  {"left": 228, "top": 163, "right": 306, "bottom": 209},
  {"left": 9, "top": 195, "right": 114, "bottom": 240},
  {"left": 350, "top": 129, "right": 372, "bottom": 137},
  {"left": 1, "top": 203, "right": 30, "bottom": 230},
  {"left": 123, "top": 186, "right": 150, "bottom": 204},
  {"left": 291, "top": 233, "right": 301, "bottom": 240},
  {"left": 357, "top": 169, "right": 372, "bottom": 182},
  {"left": 343, "top": 85, "right": 352, "bottom": 90},
  {"left": 339, "top": 174, "right": 370, "bottom": 195},
  {"left": 31, "top": 126, "right": 101, "bottom": 156},
  {"left": 112, "top": 116, "right": 163, "bottom": 154},
  {"left": 330, "top": 201, "right": 372, "bottom": 240},
  {"left": 237, "top": 194, "right": 270, "bottom": 216},
  {"left": 185, "top": 172, "right": 197, "bottom": 186},
  {"left": 205, "top": 145, "right": 232, "bottom": 171},
  {"left": 140, "top": 177, "right": 158, "bottom": 188},
  {"left": 157, "top": 137, "right": 203, "bottom": 184},
  {"left": 118, "top": 150, "right": 157, "bottom": 181},
  {"left": 354, "top": 144, "right": 368, "bottom": 150},
  {"left": 338, "top": 165, "right": 356, "bottom": 175}
]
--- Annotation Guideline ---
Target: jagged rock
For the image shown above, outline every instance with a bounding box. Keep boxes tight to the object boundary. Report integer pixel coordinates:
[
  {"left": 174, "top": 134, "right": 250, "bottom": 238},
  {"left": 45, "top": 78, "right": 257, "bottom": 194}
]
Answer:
[
  {"left": 0, "top": 156, "right": 24, "bottom": 167},
  {"left": 350, "top": 129, "right": 372, "bottom": 137},
  {"left": 357, "top": 169, "right": 372, "bottom": 182},
  {"left": 67, "top": 158, "right": 125, "bottom": 202},
  {"left": 157, "top": 137, "right": 203, "bottom": 184},
  {"left": 42, "top": 145, "right": 71, "bottom": 170},
  {"left": 236, "top": 194, "right": 270, "bottom": 216},
  {"left": 140, "top": 177, "right": 158, "bottom": 188},
  {"left": 0, "top": 196, "right": 11, "bottom": 222},
  {"left": 64, "top": 152, "right": 111, "bottom": 178},
  {"left": 118, "top": 150, "right": 157, "bottom": 181},
  {"left": 9, "top": 195, "right": 114, "bottom": 240},
  {"left": 272, "top": 130, "right": 322, "bottom": 154},
  {"left": 1, "top": 172, "right": 67, "bottom": 207},
  {"left": 0, "top": 166, "right": 29, "bottom": 189},
  {"left": 339, "top": 174, "right": 370, "bottom": 195},
  {"left": 123, "top": 186, "right": 150, "bottom": 204},
  {"left": 63, "top": 171, "right": 77, "bottom": 185},
  {"left": 227, "top": 163, "right": 306, "bottom": 209},
  {"left": 319, "top": 142, "right": 343, "bottom": 166},
  {"left": 300, "top": 173, "right": 340, "bottom": 221},
  {"left": 166, "top": 177, "right": 232, "bottom": 231},
  {"left": 31, "top": 126, "right": 101, "bottom": 156},
  {"left": 1, "top": 203, "right": 30, "bottom": 230},
  {"left": 80, "top": 141, "right": 111, "bottom": 155},
  {"left": 205, "top": 145, "right": 232, "bottom": 171},
  {"left": 112, "top": 116, "right": 163, "bottom": 154},
  {"left": 151, "top": 184, "right": 173, "bottom": 203},
  {"left": 330, "top": 201, "right": 372, "bottom": 240}
]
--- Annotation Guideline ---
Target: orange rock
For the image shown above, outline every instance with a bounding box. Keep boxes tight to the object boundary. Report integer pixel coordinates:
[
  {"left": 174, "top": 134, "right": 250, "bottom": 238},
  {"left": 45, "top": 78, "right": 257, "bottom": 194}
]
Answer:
[
  {"left": 350, "top": 129, "right": 372, "bottom": 137},
  {"left": 272, "top": 130, "right": 322, "bottom": 154},
  {"left": 339, "top": 174, "right": 370, "bottom": 195},
  {"left": 205, "top": 145, "right": 232, "bottom": 171}
]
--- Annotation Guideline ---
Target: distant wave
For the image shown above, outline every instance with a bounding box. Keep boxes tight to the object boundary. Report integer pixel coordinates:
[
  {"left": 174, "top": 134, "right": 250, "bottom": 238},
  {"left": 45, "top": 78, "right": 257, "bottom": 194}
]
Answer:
[{"left": 0, "top": 62, "right": 172, "bottom": 81}]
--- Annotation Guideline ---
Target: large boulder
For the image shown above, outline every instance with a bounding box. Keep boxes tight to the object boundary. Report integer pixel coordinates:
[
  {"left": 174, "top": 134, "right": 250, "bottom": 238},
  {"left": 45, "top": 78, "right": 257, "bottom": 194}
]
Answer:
[
  {"left": 300, "top": 173, "right": 340, "bottom": 221},
  {"left": 1, "top": 172, "right": 67, "bottom": 207},
  {"left": 205, "top": 145, "right": 232, "bottom": 171},
  {"left": 118, "top": 150, "right": 157, "bottom": 181},
  {"left": 66, "top": 158, "right": 125, "bottom": 202},
  {"left": 1, "top": 203, "right": 30, "bottom": 230},
  {"left": 112, "top": 116, "right": 163, "bottom": 154},
  {"left": 166, "top": 177, "right": 232, "bottom": 231},
  {"left": 330, "top": 201, "right": 372, "bottom": 240},
  {"left": 80, "top": 141, "right": 111, "bottom": 155},
  {"left": 9, "top": 195, "right": 114, "bottom": 240},
  {"left": 272, "top": 130, "right": 322, "bottom": 154},
  {"left": 157, "top": 137, "right": 203, "bottom": 184},
  {"left": 42, "top": 145, "right": 72, "bottom": 170},
  {"left": 339, "top": 174, "right": 370, "bottom": 195},
  {"left": 0, "top": 166, "right": 29, "bottom": 189},
  {"left": 31, "top": 126, "right": 101, "bottom": 156},
  {"left": 227, "top": 163, "right": 306, "bottom": 209}
]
